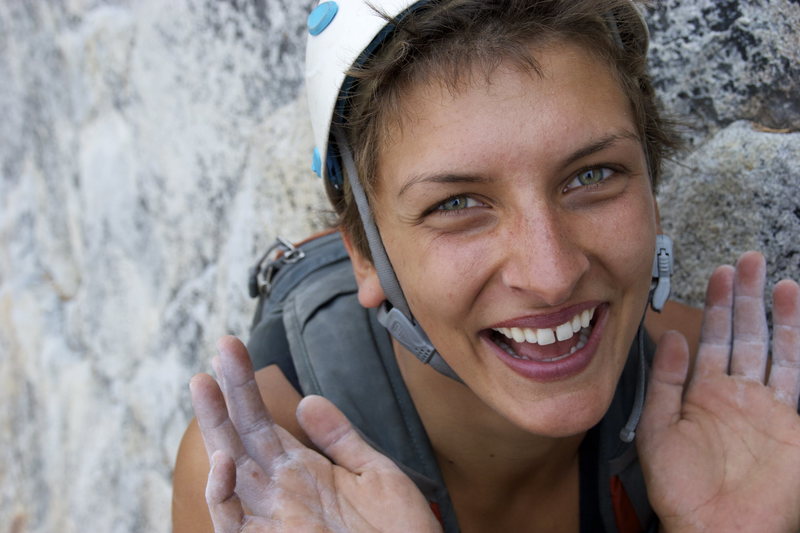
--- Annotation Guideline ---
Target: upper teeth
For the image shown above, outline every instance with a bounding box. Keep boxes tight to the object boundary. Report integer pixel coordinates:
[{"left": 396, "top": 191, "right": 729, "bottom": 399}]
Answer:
[{"left": 493, "top": 307, "right": 596, "bottom": 346}]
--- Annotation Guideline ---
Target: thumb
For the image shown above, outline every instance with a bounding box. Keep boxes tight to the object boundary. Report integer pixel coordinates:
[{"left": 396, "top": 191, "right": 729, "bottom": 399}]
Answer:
[
  {"left": 296, "top": 395, "right": 398, "bottom": 474},
  {"left": 639, "top": 330, "right": 690, "bottom": 441}
]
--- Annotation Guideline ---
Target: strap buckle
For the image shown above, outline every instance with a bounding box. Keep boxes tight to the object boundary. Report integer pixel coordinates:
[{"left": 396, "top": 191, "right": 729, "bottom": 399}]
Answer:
[
  {"left": 650, "top": 234, "right": 673, "bottom": 312},
  {"left": 248, "top": 236, "right": 306, "bottom": 297}
]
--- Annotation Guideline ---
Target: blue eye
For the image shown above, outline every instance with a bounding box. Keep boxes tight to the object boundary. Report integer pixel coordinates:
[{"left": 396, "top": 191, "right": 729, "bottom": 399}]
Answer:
[
  {"left": 565, "top": 167, "right": 614, "bottom": 190},
  {"left": 437, "top": 195, "right": 479, "bottom": 211}
]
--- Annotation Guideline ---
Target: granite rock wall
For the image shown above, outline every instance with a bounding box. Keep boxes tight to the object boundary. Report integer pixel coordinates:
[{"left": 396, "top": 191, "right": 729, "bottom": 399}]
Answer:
[
  {"left": 0, "top": 1, "right": 797, "bottom": 532},
  {"left": 647, "top": 0, "right": 800, "bottom": 303}
]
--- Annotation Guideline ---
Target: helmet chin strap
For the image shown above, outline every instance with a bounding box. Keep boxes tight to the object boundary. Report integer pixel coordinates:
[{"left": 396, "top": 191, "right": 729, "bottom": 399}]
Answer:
[
  {"left": 333, "top": 122, "right": 675, "bottom": 427},
  {"left": 619, "top": 234, "right": 674, "bottom": 443},
  {"left": 316, "top": 1, "right": 652, "bottom": 395},
  {"left": 333, "top": 127, "right": 462, "bottom": 382}
]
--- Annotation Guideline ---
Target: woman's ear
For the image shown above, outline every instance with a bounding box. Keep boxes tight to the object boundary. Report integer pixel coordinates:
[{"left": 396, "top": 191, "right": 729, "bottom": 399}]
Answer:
[{"left": 341, "top": 231, "right": 386, "bottom": 309}]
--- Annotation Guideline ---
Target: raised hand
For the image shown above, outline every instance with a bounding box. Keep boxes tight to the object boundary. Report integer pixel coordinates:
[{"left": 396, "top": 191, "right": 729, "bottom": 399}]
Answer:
[
  {"left": 637, "top": 252, "right": 800, "bottom": 533},
  {"left": 190, "top": 336, "right": 442, "bottom": 533}
]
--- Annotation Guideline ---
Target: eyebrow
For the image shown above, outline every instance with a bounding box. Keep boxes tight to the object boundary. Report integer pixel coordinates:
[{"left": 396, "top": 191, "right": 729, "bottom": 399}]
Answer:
[
  {"left": 560, "top": 130, "right": 641, "bottom": 169},
  {"left": 396, "top": 130, "right": 642, "bottom": 198},
  {"left": 397, "top": 173, "right": 491, "bottom": 198}
]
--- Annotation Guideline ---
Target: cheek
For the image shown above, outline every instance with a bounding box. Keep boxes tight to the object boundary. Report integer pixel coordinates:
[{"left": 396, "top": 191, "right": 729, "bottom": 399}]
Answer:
[
  {"left": 591, "top": 189, "right": 656, "bottom": 273},
  {"left": 408, "top": 242, "right": 486, "bottom": 307},
  {"left": 384, "top": 230, "right": 493, "bottom": 327}
]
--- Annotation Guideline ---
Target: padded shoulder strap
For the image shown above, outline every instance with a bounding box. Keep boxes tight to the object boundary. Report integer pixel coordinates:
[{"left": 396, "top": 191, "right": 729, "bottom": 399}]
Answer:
[
  {"left": 277, "top": 234, "right": 460, "bottom": 532},
  {"left": 247, "top": 231, "right": 350, "bottom": 383}
]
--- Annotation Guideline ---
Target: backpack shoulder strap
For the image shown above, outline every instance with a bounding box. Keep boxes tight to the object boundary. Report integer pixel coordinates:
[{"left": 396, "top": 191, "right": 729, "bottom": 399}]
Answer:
[
  {"left": 246, "top": 231, "right": 350, "bottom": 384},
  {"left": 247, "top": 231, "right": 460, "bottom": 532}
]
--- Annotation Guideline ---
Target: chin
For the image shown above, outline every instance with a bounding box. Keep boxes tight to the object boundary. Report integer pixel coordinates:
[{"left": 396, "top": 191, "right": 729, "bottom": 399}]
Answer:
[{"left": 499, "top": 378, "right": 617, "bottom": 438}]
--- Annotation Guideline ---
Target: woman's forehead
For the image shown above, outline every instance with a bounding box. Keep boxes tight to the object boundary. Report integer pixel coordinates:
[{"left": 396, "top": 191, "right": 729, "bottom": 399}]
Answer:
[
  {"left": 381, "top": 40, "right": 624, "bottom": 135},
  {"left": 376, "top": 41, "right": 636, "bottom": 173}
]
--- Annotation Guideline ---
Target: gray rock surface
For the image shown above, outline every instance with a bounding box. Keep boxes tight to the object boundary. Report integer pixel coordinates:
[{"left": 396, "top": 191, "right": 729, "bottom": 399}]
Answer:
[
  {"left": 1, "top": 2, "right": 323, "bottom": 532},
  {"left": 646, "top": 0, "right": 800, "bottom": 302},
  {"left": 0, "top": 1, "right": 797, "bottom": 532},
  {"left": 646, "top": 0, "right": 800, "bottom": 140},
  {"left": 658, "top": 121, "right": 800, "bottom": 305}
]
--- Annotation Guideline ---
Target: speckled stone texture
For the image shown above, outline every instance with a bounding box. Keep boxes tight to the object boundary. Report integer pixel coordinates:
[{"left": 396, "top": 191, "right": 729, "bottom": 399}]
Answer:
[
  {"left": 0, "top": 1, "right": 797, "bottom": 532},
  {"left": 0, "top": 2, "right": 323, "bottom": 532},
  {"left": 645, "top": 0, "right": 800, "bottom": 302},
  {"left": 658, "top": 121, "right": 800, "bottom": 305},
  {"left": 646, "top": 0, "right": 800, "bottom": 138}
]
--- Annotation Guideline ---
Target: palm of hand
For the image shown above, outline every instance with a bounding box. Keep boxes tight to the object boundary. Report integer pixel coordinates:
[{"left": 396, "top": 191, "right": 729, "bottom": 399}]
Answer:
[
  {"left": 247, "top": 437, "right": 435, "bottom": 532},
  {"left": 638, "top": 253, "right": 800, "bottom": 533},
  {"left": 191, "top": 337, "right": 442, "bottom": 533},
  {"left": 192, "top": 253, "right": 800, "bottom": 533},
  {"left": 643, "top": 373, "right": 800, "bottom": 532}
]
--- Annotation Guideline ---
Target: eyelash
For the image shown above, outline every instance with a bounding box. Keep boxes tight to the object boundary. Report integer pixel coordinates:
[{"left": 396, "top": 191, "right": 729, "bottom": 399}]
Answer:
[
  {"left": 425, "top": 165, "right": 622, "bottom": 217},
  {"left": 563, "top": 166, "right": 618, "bottom": 192},
  {"left": 429, "top": 195, "right": 485, "bottom": 216}
]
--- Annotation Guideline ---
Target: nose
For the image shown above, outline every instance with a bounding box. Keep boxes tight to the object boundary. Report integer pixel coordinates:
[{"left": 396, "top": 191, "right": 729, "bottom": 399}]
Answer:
[{"left": 498, "top": 209, "right": 590, "bottom": 306}]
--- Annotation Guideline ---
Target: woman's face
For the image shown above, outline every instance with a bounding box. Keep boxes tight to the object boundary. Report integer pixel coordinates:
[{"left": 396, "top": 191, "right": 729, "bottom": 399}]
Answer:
[{"left": 363, "top": 41, "right": 657, "bottom": 437}]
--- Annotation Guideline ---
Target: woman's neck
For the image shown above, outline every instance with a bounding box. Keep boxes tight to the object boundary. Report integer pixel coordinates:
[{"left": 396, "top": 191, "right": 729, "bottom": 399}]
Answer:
[{"left": 394, "top": 341, "right": 585, "bottom": 531}]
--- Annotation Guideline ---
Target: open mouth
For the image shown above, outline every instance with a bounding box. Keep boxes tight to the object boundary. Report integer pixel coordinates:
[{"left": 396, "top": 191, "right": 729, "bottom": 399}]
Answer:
[{"left": 488, "top": 305, "right": 599, "bottom": 363}]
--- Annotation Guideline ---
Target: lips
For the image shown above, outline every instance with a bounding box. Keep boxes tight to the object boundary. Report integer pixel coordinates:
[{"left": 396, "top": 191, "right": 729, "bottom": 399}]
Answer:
[{"left": 482, "top": 303, "right": 608, "bottom": 382}]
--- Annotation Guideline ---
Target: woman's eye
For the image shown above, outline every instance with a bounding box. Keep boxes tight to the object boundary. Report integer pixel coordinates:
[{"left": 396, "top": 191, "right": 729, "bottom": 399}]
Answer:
[
  {"left": 436, "top": 195, "right": 481, "bottom": 212},
  {"left": 565, "top": 167, "right": 615, "bottom": 191}
]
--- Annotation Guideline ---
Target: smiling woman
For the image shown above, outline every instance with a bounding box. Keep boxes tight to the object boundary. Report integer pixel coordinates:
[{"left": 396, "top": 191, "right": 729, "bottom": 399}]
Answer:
[
  {"left": 172, "top": 1, "right": 800, "bottom": 532},
  {"left": 362, "top": 44, "right": 656, "bottom": 439}
]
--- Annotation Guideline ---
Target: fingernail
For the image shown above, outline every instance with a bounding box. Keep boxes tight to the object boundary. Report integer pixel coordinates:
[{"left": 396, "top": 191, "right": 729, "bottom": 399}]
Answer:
[{"left": 211, "top": 356, "right": 221, "bottom": 379}]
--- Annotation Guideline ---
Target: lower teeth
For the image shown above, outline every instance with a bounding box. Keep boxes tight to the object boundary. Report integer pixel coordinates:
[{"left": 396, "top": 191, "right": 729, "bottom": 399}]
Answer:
[{"left": 498, "top": 328, "right": 590, "bottom": 362}]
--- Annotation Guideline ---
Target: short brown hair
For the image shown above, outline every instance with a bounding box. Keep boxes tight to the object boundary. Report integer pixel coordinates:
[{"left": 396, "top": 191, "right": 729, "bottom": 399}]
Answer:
[{"left": 327, "top": 0, "right": 680, "bottom": 261}]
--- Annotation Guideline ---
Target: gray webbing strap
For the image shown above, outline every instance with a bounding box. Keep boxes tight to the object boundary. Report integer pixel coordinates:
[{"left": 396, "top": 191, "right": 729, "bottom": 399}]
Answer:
[
  {"left": 333, "top": 127, "right": 409, "bottom": 317},
  {"left": 619, "top": 322, "right": 647, "bottom": 443},
  {"left": 333, "top": 127, "right": 461, "bottom": 382},
  {"left": 619, "top": 235, "right": 674, "bottom": 442}
]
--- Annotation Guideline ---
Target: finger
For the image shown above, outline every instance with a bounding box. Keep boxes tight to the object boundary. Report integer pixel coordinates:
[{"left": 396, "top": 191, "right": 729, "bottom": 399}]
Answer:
[
  {"left": 767, "top": 279, "right": 800, "bottom": 407},
  {"left": 190, "top": 373, "right": 248, "bottom": 460},
  {"left": 639, "top": 331, "right": 690, "bottom": 438},
  {"left": 730, "top": 252, "right": 769, "bottom": 382},
  {"left": 297, "top": 395, "right": 400, "bottom": 474},
  {"left": 190, "top": 373, "right": 272, "bottom": 514},
  {"left": 206, "top": 450, "right": 245, "bottom": 533},
  {"left": 216, "top": 336, "right": 287, "bottom": 475},
  {"left": 694, "top": 265, "right": 734, "bottom": 378}
]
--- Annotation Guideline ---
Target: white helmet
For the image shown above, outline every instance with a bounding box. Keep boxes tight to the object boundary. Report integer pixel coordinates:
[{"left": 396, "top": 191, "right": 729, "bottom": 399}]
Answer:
[
  {"left": 301, "top": 0, "right": 651, "bottom": 383},
  {"left": 304, "top": 0, "right": 649, "bottom": 185},
  {"left": 304, "top": 0, "right": 463, "bottom": 380},
  {"left": 305, "top": 0, "right": 420, "bottom": 184}
]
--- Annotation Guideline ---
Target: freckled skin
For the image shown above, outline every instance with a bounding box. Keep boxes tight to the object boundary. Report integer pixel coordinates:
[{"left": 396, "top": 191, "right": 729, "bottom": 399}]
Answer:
[
  {"left": 362, "top": 40, "right": 657, "bottom": 439},
  {"left": 179, "top": 29, "right": 800, "bottom": 533}
]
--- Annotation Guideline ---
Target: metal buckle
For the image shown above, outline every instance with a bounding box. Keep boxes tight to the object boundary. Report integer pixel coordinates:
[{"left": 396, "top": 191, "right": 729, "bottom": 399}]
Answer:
[{"left": 249, "top": 236, "right": 306, "bottom": 297}]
